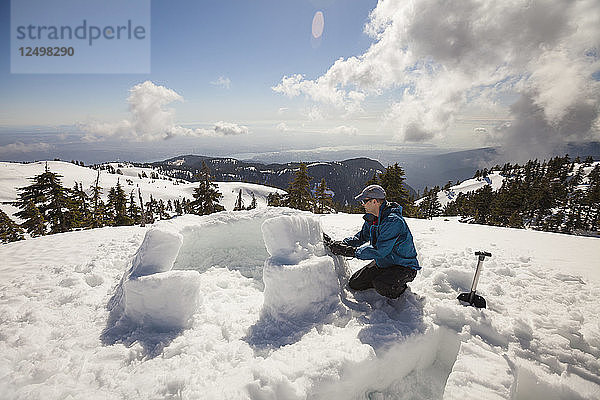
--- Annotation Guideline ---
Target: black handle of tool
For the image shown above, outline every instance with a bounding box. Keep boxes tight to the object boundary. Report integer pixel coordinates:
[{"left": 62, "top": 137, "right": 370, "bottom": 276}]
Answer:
[{"left": 475, "top": 251, "right": 492, "bottom": 260}]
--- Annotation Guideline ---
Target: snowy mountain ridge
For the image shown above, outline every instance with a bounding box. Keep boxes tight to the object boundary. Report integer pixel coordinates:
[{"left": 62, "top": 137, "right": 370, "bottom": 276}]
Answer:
[{"left": 0, "top": 160, "right": 286, "bottom": 223}]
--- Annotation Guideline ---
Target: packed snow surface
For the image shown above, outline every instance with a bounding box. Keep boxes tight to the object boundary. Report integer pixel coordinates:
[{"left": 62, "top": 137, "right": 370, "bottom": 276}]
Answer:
[{"left": 1, "top": 207, "right": 599, "bottom": 399}]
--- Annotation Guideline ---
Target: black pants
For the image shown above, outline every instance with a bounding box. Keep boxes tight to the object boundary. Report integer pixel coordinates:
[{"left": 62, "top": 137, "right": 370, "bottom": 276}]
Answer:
[{"left": 348, "top": 261, "right": 417, "bottom": 299}]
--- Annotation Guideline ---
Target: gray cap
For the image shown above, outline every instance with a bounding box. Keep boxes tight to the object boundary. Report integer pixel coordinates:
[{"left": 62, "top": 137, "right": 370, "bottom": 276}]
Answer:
[{"left": 354, "top": 184, "right": 386, "bottom": 202}]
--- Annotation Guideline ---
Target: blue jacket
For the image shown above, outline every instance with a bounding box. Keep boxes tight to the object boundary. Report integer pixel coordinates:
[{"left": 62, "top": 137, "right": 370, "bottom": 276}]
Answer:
[{"left": 343, "top": 201, "right": 420, "bottom": 270}]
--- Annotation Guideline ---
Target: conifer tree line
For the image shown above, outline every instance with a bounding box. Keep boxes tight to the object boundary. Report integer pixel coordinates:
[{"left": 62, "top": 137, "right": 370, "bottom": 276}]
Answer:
[
  {"left": 417, "top": 155, "right": 600, "bottom": 235},
  {"left": 267, "top": 162, "right": 415, "bottom": 215},
  {"left": 267, "top": 163, "right": 335, "bottom": 214}
]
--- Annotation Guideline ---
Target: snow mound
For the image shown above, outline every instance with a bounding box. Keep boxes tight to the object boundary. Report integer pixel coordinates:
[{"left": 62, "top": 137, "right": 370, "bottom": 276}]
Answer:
[{"left": 252, "top": 215, "right": 344, "bottom": 345}]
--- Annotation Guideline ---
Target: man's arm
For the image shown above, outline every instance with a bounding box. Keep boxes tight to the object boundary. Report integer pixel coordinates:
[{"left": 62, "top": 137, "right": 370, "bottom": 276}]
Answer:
[
  {"left": 355, "top": 216, "right": 406, "bottom": 260},
  {"left": 342, "top": 225, "right": 368, "bottom": 247}
]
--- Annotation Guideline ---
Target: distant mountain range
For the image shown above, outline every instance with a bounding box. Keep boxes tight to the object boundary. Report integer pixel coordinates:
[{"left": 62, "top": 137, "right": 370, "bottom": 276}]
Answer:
[
  {"left": 144, "top": 156, "right": 417, "bottom": 205},
  {"left": 233, "top": 142, "right": 600, "bottom": 192}
]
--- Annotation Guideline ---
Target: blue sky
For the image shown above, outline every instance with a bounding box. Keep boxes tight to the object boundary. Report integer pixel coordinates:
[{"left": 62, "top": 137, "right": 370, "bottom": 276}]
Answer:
[
  {"left": 1, "top": 0, "right": 599, "bottom": 163},
  {"left": 1, "top": 0, "right": 376, "bottom": 125}
]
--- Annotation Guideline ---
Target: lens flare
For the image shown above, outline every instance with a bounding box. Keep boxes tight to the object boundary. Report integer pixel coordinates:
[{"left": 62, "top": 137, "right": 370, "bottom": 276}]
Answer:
[{"left": 312, "top": 11, "right": 324, "bottom": 39}]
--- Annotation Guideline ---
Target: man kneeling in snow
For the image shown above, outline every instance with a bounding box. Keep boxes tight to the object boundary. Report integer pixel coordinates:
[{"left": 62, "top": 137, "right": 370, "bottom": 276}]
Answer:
[{"left": 324, "top": 184, "right": 420, "bottom": 299}]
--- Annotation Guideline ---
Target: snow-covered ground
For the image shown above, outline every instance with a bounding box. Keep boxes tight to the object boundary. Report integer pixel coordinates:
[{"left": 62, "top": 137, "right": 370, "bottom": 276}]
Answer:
[
  {"left": 1, "top": 207, "right": 599, "bottom": 399},
  {"left": 0, "top": 161, "right": 286, "bottom": 221}
]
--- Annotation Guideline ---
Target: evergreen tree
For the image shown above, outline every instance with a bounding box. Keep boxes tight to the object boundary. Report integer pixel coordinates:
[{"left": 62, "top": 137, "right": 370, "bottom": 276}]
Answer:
[
  {"left": 379, "top": 163, "right": 410, "bottom": 210},
  {"left": 365, "top": 173, "right": 380, "bottom": 186},
  {"left": 585, "top": 164, "right": 600, "bottom": 231},
  {"left": 247, "top": 192, "right": 257, "bottom": 210},
  {"left": 145, "top": 195, "right": 157, "bottom": 223},
  {"left": 174, "top": 199, "right": 183, "bottom": 215},
  {"left": 267, "top": 192, "right": 283, "bottom": 207},
  {"left": 107, "top": 180, "right": 133, "bottom": 226},
  {"left": 157, "top": 199, "right": 170, "bottom": 220},
  {"left": 0, "top": 209, "right": 25, "bottom": 243},
  {"left": 127, "top": 191, "right": 142, "bottom": 224},
  {"left": 584, "top": 156, "right": 594, "bottom": 166},
  {"left": 417, "top": 187, "right": 442, "bottom": 219},
  {"left": 17, "top": 200, "right": 46, "bottom": 237},
  {"left": 233, "top": 189, "right": 245, "bottom": 211},
  {"left": 190, "top": 162, "right": 225, "bottom": 215},
  {"left": 14, "top": 165, "right": 73, "bottom": 234},
  {"left": 315, "top": 178, "right": 334, "bottom": 214},
  {"left": 472, "top": 185, "right": 494, "bottom": 224},
  {"left": 69, "top": 182, "right": 90, "bottom": 228},
  {"left": 138, "top": 188, "right": 146, "bottom": 227},
  {"left": 286, "top": 163, "right": 313, "bottom": 211},
  {"left": 89, "top": 170, "right": 104, "bottom": 228}
]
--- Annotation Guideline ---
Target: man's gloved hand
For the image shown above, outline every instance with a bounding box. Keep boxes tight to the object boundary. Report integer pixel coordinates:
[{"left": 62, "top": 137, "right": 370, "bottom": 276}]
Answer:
[
  {"left": 328, "top": 241, "right": 357, "bottom": 257},
  {"left": 323, "top": 233, "right": 356, "bottom": 257}
]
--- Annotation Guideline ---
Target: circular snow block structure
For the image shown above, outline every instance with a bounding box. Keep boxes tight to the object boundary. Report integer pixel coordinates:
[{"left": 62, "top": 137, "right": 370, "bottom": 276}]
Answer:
[{"left": 260, "top": 215, "right": 340, "bottom": 322}]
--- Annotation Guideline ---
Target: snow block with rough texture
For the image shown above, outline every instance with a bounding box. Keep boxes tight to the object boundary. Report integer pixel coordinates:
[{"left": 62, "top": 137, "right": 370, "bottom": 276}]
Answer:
[
  {"left": 113, "top": 224, "right": 201, "bottom": 331},
  {"left": 443, "top": 338, "right": 514, "bottom": 400},
  {"left": 129, "top": 226, "right": 183, "bottom": 278},
  {"left": 261, "top": 215, "right": 325, "bottom": 264},
  {"left": 260, "top": 215, "right": 340, "bottom": 321},
  {"left": 123, "top": 270, "right": 202, "bottom": 330}
]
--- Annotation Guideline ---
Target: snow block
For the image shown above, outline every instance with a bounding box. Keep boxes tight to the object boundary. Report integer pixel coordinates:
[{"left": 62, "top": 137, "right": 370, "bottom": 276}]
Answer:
[
  {"left": 123, "top": 270, "right": 202, "bottom": 330},
  {"left": 129, "top": 226, "right": 183, "bottom": 278},
  {"left": 260, "top": 215, "right": 340, "bottom": 322},
  {"left": 261, "top": 215, "right": 325, "bottom": 264},
  {"left": 443, "top": 338, "right": 515, "bottom": 400},
  {"left": 109, "top": 224, "right": 201, "bottom": 332}
]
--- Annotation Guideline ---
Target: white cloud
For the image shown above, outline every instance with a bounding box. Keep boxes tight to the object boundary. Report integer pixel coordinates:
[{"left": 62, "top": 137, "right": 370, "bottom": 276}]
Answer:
[
  {"left": 0, "top": 141, "right": 52, "bottom": 154},
  {"left": 273, "top": 0, "right": 600, "bottom": 153},
  {"left": 80, "top": 81, "right": 247, "bottom": 141},
  {"left": 474, "top": 127, "right": 488, "bottom": 134},
  {"left": 214, "top": 121, "right": 249, "bottom": 136},
  {"left": 328, "top": 125, "right": 358, "bottom": 136},
  {"left": 306, "top": 105, "right": 324, "bottom": 121},
  {"left": 210, "top": 76, "right": 231, "bottom": 89},
  {"left": 277, "top": 122, "right": 290, "bottom": 132}
]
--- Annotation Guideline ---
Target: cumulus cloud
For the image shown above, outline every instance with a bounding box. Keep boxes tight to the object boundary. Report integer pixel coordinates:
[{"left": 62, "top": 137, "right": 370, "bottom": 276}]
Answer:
[
  {"left": 328, "top": 125, "right": 358, "bottom": 136},
  {"left": 306, "top": 105, "right": 325, "bottom": 121},
  {"left": 0, "top": 141, "right": 52, "bottom": 154},
  {"left": 273, "top": 0, "right": 600, "bottom": 153},
  {"left": 277, "top": 122, "right": 290, "bottom": 132},
  {"left": 81, "top": 81, "right": 247, "bottom": 141},
  {"left": 214, "top": 121, "right": 249, "bottom": 135},
  {"left": 210, "top": 76, "right": 231, "bottom": 89}
]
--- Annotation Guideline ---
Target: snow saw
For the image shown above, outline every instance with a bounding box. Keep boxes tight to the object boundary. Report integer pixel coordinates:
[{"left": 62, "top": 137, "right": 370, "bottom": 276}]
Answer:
[{"left": 458, "top": 251, "right": 491, "bottom": 308}]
